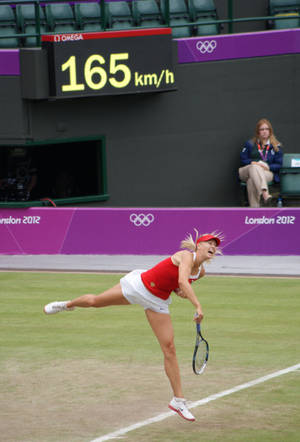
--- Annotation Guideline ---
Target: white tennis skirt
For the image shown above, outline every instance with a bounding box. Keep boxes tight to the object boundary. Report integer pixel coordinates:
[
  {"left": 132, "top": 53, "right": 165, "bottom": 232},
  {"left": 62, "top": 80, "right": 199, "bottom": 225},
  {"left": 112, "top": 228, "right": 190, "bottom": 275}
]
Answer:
[{"left": 120, "top": 269, "right": 172, "bottom": 314}]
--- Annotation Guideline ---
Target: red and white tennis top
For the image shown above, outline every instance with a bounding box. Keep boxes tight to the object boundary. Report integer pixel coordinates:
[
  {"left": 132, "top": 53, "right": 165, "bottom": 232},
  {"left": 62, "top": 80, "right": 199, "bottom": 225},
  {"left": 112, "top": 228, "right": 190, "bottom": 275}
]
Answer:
[{"left": 141, "top": 253, "right": 202, "bottom": 300}]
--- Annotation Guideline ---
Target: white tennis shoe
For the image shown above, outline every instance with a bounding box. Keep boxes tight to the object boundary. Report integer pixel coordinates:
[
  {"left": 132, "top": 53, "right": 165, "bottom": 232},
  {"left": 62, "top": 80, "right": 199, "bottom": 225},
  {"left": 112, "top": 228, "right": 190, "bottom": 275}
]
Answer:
[
  {"left": 43, "top": 301, "right": 74, "bottom": 315},
  {"left": 168, "top": 397, "right": 195, "bottom": 421}
]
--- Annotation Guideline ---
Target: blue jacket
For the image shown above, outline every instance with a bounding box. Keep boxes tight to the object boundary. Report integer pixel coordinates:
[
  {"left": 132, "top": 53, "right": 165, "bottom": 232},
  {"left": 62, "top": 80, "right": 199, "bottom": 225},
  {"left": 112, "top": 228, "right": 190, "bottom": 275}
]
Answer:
[{"left": 240, "top": 140, "right": 283, "bottom": 183}]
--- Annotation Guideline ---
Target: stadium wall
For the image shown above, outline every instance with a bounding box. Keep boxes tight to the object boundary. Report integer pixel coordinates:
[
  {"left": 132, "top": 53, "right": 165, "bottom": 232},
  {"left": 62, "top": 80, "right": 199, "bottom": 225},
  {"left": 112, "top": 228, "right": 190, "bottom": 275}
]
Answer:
[{"left": 1, "top": 30, "right": 300, "bottom": 207}]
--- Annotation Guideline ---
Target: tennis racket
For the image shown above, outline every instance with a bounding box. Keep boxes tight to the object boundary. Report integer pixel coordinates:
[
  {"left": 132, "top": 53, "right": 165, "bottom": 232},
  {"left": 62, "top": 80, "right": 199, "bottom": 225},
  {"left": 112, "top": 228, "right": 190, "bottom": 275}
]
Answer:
[{"left": 192, "top": 322, "right": 209, "bottom": 375}]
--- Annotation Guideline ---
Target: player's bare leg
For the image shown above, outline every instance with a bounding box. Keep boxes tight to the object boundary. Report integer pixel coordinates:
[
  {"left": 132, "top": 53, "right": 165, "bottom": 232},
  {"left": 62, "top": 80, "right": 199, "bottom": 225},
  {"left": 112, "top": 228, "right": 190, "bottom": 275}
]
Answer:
[
  {"left": 44, "top": 283, "right": 129, "bottom": 314},
  {"left": 145, "top": 309, "right": 183, "bottom": 396},
  {"left": 145, "top": 309, "right": 195, "bottom": 421},
  {"left": 67, "top": 284, "right": 130, "bottom": 308}
]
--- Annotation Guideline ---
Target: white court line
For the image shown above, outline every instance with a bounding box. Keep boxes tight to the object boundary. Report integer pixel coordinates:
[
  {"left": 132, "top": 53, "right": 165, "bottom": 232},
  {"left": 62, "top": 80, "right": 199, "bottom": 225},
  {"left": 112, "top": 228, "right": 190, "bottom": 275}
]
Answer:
[{"left": 90, "top": 363, "right": 300, "bottom": 442}]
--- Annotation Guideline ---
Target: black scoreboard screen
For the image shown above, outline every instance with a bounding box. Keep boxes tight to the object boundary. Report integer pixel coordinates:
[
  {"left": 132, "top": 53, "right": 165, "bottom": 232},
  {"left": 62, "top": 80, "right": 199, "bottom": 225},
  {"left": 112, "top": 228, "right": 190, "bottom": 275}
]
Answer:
[{"left": 42, "top": 28, "right": 176, "bottom": 98}]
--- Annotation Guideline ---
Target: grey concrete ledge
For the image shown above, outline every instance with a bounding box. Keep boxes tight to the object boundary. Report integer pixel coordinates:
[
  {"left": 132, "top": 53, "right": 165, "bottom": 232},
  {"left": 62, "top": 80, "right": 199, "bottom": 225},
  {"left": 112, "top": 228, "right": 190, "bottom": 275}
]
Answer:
[{"left": 0, "top": 255, "right": 299, "bottom": 277}]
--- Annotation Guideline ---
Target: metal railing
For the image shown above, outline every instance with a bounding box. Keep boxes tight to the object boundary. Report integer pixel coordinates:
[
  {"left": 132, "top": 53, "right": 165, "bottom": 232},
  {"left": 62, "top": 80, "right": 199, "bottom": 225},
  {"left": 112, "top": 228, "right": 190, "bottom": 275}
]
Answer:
[
  {"left": 0, "top": 0, "right": 43, "bottom": 46},
  {"left": 0, "top": 0, "right": 299, "bottom": 46}
]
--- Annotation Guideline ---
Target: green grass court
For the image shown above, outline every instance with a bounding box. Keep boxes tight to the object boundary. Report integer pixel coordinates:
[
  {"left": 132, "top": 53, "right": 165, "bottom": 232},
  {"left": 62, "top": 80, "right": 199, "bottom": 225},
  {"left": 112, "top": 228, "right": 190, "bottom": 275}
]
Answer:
[{"left": 0, "top": 272, "right": 299, "bottom": 442}]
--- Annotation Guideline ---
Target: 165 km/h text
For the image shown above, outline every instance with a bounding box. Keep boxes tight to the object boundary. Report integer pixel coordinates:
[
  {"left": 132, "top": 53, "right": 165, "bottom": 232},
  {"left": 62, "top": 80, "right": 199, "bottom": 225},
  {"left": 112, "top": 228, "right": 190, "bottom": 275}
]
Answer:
[{"left": 61, "top": 53, "right": 175, "bottom": 92}]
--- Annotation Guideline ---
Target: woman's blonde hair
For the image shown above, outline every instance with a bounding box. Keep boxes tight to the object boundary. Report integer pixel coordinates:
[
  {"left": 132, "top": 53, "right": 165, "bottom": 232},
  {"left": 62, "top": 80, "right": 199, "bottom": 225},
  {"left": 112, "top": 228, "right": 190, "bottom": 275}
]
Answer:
[
  {"left": 252, "top": 118, "right": 281, "bottom": 152},
  {"left": 180, "top": 228, "right": 223, "bottom": 253}
]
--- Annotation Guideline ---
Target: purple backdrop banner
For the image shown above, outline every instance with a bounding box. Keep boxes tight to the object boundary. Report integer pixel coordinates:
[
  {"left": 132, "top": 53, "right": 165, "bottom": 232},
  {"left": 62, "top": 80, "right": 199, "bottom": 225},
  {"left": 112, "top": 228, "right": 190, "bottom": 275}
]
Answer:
[
  {"left": 177, "top": 28, "right": 300, "bottom": 64},
  {"left": 1, "top": 28, "right": 299, "bottom": 77},
  {"left": 1, "top": 28, "right": 300, "bottom": 76},
  {"left": 0, "top": 207, "right": 299, "bottom": 255},
  {"left": 0, "top": 49, "right": 20, "bottom": 75}
]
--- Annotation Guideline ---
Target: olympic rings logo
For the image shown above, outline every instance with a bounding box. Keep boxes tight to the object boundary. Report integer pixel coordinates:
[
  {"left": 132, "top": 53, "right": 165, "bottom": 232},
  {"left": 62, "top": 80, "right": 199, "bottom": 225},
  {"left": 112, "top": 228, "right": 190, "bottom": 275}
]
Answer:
[
  {"left": 196, "top": 40, "right": 217, "bottom": 54},
  {"left": 129, "top": 213, "right": 155, "bottom": 227}
]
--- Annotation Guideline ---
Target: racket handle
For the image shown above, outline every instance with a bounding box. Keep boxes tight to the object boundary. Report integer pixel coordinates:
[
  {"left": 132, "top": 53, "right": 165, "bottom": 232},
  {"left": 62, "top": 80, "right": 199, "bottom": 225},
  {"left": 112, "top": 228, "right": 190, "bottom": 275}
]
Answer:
[
  {"left": 194, "top": 314, "right": 201, "bottom": 331},
  {"left": 194, "top": 313, "right": 201, "bottom": 321}
]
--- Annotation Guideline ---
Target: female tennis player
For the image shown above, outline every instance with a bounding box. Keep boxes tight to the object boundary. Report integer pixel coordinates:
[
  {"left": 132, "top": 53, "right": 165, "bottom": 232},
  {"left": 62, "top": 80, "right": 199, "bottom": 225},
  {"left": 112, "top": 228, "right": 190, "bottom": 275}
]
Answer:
[{"left": 44, "top": 230, "right": 221, "bottom": 422}]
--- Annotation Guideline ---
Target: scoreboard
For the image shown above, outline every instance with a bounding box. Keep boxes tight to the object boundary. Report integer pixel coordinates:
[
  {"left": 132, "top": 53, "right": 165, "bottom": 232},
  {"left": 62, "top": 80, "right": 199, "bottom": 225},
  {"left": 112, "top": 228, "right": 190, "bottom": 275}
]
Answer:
[{"left": 41, "top": 28, "right": 176, "bottom": 99}]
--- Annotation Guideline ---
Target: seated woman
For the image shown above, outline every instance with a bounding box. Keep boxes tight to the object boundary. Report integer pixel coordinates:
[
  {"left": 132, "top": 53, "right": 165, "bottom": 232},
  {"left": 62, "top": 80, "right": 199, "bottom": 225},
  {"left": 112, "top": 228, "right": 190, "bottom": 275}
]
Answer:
[{"left": 239, "top": 118, "right": 283, "bottom": 207}]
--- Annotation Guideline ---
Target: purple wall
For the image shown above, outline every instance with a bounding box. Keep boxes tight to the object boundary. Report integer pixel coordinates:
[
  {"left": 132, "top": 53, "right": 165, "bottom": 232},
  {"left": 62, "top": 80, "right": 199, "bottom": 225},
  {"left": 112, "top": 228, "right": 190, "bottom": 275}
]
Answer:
[
  {"left": 1, "top": 28, "right": 300, "bottom": 76},
  {"left": 176, "top": 28, "right": 300, "bottom": 64},
  {"left": 0, "top": 49, "right": 20, "bottom": 75},
  {"left": 0, "top": 207, "right": 299, "bottom": 255}
]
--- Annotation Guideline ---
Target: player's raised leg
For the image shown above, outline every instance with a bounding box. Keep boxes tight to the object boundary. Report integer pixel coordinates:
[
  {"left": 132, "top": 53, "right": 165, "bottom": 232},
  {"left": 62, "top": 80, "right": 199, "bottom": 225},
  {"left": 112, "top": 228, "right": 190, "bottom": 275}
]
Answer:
[{"left": 43, "top": 283, "right": 130, "bottom": 314}]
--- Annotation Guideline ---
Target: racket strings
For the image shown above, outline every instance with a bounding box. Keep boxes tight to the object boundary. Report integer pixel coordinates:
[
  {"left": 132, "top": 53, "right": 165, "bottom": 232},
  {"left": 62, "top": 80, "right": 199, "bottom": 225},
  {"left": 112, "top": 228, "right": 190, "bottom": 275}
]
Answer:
[{"left": 195, "top": 340, "right": 208, "bottom": 372}]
